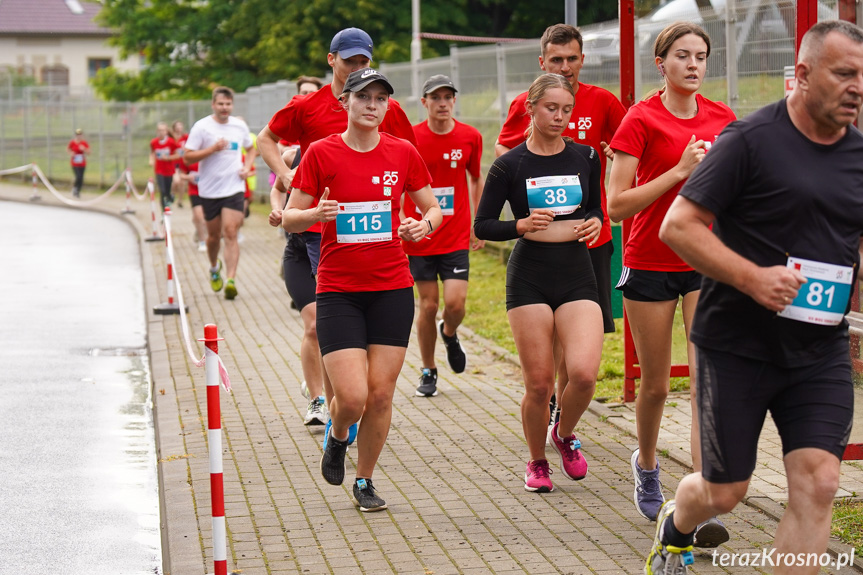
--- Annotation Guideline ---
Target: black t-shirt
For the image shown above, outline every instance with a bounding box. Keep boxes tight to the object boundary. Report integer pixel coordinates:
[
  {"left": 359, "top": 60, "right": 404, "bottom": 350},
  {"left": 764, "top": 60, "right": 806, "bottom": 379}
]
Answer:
[
  {"left": 474, "top": 140, "right": 603, "bottom": 241},
  {"left": 681, "top": 99, "right": 863, "bottom": 367}
]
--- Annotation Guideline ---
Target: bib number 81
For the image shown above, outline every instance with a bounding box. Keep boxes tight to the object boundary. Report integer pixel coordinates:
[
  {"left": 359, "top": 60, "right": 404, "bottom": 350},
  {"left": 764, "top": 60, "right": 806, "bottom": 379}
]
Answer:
[{"left": 806, "top": 281, "right": 835, "bottom": 308}]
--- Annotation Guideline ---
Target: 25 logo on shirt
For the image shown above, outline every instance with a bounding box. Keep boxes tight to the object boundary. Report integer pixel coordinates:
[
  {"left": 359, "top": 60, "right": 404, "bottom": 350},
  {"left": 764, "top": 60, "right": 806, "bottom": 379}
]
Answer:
[{"left": 383, "top": 171, "right": 399, "bottom": 186}]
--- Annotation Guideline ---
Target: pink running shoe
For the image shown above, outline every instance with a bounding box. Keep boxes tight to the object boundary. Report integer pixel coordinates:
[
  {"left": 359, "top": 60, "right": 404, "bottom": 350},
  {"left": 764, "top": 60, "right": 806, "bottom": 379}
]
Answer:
[
  {"left": 524, "top": 459, "right": 554, "bottom": 492},
  {"left": 548, "top": 421, "right": 588, "bottom": 480}
]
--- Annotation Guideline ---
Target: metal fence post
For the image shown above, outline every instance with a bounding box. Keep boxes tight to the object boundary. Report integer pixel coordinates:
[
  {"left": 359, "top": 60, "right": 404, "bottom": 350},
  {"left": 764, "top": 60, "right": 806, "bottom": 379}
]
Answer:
[
  {"left": 496, "top": 43, "right": 507, "bottom": 128},
  {"left": 450, "top": 44, "right": 461, "bottom": 119},
  {"left": 726, "top": 0, "right": 740, "bottom": 116}
]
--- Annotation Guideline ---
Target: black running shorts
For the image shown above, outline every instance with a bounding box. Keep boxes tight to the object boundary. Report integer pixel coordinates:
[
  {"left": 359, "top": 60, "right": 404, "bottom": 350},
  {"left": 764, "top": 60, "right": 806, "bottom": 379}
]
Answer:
[
  {"left": 200, "top": 192, "right": 244, "bottom": 222},
  {"left": 408, "top": 250, "right": 470, "bottom": 282},
  {"left": 697, "top": 343, "right": 853, "bottom": 484},
  {"left": 316, "top": 287, "right": 415, "bottom": 355},
  {"left": 588, "top": 240, "right": 615, "bottom": 333},
  {"left": 616, "top": 267, "right": 702, "bottom": 302},
  {"left": 282, "top": 233, "right": 317, "bottom": 311},
  {"left": 505, "top": 238, "right": 599, "bottom": 312}
]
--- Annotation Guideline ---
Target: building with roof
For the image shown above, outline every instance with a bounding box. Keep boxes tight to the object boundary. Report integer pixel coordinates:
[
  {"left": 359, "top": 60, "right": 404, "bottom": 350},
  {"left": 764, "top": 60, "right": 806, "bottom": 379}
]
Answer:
[{"left": 0, "top": 0, "right": 139, "bottom": 92}]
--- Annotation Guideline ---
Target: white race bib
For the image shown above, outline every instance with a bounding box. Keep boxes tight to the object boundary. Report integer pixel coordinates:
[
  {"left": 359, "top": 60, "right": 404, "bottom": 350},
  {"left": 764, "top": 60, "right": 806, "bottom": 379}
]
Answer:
[
  {"left": 416, "top": 187, "right": 455, "bottom": 217},
  {"left": 778, "top": 256, "right": 853, "bottom": 326},
  {"left": 72, "top": 154, "right": 84, "bottom": 164},
  {"left": 526, "top": 175, "right": 582, "bottom": 216},
  {"left": 335, "top": 201, "right": 392, "bottom": 243}
]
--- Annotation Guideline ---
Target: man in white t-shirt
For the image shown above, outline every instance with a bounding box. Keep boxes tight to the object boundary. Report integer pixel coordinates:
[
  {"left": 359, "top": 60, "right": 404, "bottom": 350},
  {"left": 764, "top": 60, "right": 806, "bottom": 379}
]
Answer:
[{"left": 185, "top": 86, "right": 256, "bottom": 300}]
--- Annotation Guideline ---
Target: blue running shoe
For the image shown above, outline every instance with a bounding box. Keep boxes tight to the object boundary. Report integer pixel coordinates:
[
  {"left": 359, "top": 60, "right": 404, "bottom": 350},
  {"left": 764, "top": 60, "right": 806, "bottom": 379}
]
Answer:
[{"left": 323, "top": 419, "right": 358, "bottom": 448}]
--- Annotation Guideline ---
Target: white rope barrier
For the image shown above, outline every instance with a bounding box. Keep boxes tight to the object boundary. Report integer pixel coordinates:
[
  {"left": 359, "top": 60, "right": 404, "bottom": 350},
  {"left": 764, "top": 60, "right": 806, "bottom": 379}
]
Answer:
[
  {"left": 164, "top": 211, "right": 232, "bottom": 393},
  {"left": 0, "top": 162, "right": 146, "bottom": 208},
  {"left": 125, "top": 170, "right": 150, "bottom": 201}
]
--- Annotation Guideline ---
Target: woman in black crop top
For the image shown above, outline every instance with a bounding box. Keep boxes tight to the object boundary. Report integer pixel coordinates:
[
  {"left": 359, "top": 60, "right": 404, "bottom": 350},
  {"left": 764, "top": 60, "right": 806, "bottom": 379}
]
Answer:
[{"left": 474, "top": 73, "right": 604, "bottom": 493}]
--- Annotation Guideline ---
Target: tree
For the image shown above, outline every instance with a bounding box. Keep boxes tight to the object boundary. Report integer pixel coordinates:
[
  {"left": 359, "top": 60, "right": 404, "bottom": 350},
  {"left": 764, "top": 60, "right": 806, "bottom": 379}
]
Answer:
[{"left": 91, "top": 0, "right": 623, "bottom": 101}]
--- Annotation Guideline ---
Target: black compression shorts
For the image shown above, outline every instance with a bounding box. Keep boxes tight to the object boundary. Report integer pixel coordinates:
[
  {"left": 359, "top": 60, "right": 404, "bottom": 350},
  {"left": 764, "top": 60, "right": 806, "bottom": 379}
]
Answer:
[
  {"left": 696, "top": 343, "right": 853, "bottom": 484},
  {"left": 409, "top": 250, "right": 470, "bottom": 282},
  {"left": 616, "top": 267, "right": 702, "bottom": 302},
  {"left": 505, "top": 238, "right": 598, "bottom": 312},
  {"left": 316, "top": 287, "right": 415, "bottom": 355}
]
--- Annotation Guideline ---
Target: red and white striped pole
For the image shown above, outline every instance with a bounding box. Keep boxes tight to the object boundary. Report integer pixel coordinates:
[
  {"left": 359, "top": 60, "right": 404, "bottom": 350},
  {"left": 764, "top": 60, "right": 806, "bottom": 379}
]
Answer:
[
  {"left": 121, "top": 169, "right": 135, "bottom": 214},
  {"left": 29, "top": 164, "right": 40, "bottom": 202},
  {"left": 153, "top": 207, "right": 186, "bottom": 315},
  {"left": 144, "top": 178, "right": 164, "bottom": 242},
  {"left": 203, "top": 324, "right": 228, "bottom": 575}
]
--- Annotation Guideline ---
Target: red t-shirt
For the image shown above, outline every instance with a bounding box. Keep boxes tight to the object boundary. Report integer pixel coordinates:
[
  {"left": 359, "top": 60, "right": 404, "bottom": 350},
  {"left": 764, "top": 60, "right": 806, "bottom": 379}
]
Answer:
[
  {"left": 174, "top": 133, "right": 188, "bottom": 170},
  {"left": 68, "top": 139, "right": 89, "bottom": 167},
  {"left": 497, "top": 82, "right": 626, "bottom": 248},
  {"left": 293, "top": 133, "right": 431, "bottom": 294},
  {"left": 402, "top": 120, "right": 482, "bottom": 255},
  {"left": 610, "top": 92, "right": 736, "bottom": 271},
  {"left": 150, "top": 137, "right": 179, "bottom": 176},
  {"left": 178, "top": 158, "right": 199, "bottom": 196}
]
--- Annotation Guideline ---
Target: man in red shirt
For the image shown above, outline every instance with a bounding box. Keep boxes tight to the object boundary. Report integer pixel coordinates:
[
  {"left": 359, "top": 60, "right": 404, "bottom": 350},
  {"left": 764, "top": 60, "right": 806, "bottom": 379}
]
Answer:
[
  {"left": 402, "top": 75, "right": 484, "bottom": 397},
  {"left": 67, "top": 128, "right": 89, "bottom": 198},
  {"left": 495, "top": 23, "right": 626, "bottom": 420},
  {"left": 259, "top": 28, "right": 417, "bottom": 434}
]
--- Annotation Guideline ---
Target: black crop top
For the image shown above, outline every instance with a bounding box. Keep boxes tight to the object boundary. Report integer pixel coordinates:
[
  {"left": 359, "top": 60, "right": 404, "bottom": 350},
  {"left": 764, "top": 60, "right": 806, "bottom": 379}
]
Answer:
[{"left": 474, "top": 140, "right": 603, "bottom": 241}]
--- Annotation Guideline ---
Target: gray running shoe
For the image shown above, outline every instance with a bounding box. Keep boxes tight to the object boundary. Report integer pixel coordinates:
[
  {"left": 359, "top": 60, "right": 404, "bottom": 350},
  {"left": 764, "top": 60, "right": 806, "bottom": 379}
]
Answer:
[
  {"left": 320, "top": 429, "right": 348, "bottom": 485},
  {"left": 415, "top": 368, "right": 438, "bottom": 397},
  {"left": 632, "top": 449, "right": 665, "bottom": 521},
  {"left": 353, "top": 478, "right": 387, "bottom": 512},
  {"left": 693, "top": 516, "right": 729, "bottom": 548}
]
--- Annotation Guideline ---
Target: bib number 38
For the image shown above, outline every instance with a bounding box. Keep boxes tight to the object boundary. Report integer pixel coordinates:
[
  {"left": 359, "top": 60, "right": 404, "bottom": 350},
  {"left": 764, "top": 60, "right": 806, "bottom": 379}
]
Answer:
[{"left": 526, "top": 175, "right": 582, "bottom": 216}]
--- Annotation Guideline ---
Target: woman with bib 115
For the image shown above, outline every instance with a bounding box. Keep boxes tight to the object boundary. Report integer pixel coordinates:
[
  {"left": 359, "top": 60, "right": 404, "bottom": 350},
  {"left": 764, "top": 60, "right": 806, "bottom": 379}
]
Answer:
[{"left": 283, "top": 69, "right": 441, "bottom": 512}]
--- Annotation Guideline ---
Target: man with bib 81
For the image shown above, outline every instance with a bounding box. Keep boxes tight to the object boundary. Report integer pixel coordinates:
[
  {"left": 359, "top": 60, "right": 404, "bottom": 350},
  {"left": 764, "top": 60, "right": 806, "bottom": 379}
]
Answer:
[{"left": 647, "top": 20, "right": 863, "bottom": 575}]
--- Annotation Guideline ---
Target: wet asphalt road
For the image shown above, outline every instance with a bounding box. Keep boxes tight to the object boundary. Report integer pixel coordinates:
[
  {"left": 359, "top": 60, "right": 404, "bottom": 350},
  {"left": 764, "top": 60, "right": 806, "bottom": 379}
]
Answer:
[{"left": 0, "top": 201, "right": 161, "bottom": 574}]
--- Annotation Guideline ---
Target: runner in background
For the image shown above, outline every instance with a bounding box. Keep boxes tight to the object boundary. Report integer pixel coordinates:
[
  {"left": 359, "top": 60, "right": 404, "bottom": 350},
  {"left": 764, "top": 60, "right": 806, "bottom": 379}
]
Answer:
[
  {"left": 150, "top": 122, "right": 180, "bottom": 209},
  {"left": 403, "top": 74, "right": 484, "bottom": 397},
  {"left": 177, "top": 156, "right": 207, "bottom": 252},
  {"left": 184, "top": 86, "right": 257, "bottom": 301},
  {"left": 258, "top": 27, "right": 416, "bottom": 439},
  {"left": 495, "top": 23, "right": 626, "bottom": 425},
  {"left": 283, "top": 69, "right": 440, "bottom": 512},
  {"left": 607, "top": 22, "right": 736, "bottom": 546},
  {"left": 67, "top": 128, "right": 89, "bottom": 198},
  {"left": 171, "top": 121, "right": 189, "bottom": 208}
]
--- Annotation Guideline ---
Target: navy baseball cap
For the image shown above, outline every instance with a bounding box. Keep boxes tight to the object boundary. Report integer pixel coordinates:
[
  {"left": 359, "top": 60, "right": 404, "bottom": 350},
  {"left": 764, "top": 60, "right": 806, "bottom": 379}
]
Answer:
[
  {"left": 330, "top": 28, "right": 374, "bottom": 60},
  {"left": 343, "top": 69, "right": 394, "bottom": 95}
]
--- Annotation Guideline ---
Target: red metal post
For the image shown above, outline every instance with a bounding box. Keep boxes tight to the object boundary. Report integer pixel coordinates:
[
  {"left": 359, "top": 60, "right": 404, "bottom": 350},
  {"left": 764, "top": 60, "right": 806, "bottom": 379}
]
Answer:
[{"left": 204, "top": 324, "right": 227, "bottom": 575}]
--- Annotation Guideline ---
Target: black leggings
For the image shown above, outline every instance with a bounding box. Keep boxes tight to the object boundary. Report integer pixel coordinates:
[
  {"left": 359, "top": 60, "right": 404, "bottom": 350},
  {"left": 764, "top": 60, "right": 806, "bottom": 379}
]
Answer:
[
  {"left": 72, "top": 166, "right": 85, "bottom": 191},
  {"left": 156, "top": 174, "right": 174, "bottom": 208}
]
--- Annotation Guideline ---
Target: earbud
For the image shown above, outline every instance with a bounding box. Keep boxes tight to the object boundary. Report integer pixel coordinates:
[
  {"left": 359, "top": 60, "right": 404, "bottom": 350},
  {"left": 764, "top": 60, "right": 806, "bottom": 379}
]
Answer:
[{"left": 658, "top": 63, "right": 665, "bottom": 76}]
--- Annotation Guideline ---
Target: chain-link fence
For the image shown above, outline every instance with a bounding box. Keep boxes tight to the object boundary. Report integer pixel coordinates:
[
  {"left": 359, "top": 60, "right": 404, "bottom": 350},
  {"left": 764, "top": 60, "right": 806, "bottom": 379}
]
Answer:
[{"left": 0, "top": 0, "right": 847, "bottom": 198}]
